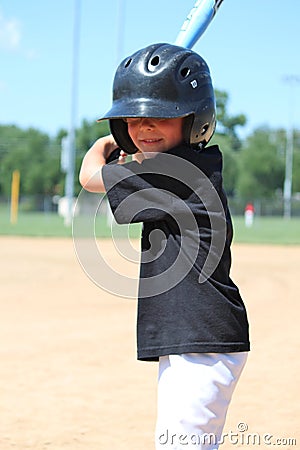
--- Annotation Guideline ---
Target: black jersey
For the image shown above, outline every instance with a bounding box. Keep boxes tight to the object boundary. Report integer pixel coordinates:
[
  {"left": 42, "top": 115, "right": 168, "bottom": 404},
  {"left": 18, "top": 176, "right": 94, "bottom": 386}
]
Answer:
[{"left": 102, "top": 144, "right": 250, "bottom": 361}]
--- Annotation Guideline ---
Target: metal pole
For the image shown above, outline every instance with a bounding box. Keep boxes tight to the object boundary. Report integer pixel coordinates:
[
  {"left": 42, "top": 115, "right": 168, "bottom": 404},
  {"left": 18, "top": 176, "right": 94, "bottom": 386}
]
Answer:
[
  {"left": 65, "top": 0, "right": 81, "bottom": 226},
  {"left": 282, "top": 75, "right": 300, "bottom": 219},
  {"left": 106, "top": 0, "right": 126, "bottom": 228}
]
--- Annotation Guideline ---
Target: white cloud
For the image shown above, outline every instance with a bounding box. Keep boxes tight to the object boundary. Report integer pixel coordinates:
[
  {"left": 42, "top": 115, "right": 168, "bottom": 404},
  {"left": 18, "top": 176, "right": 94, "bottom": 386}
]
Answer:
[
  {"left": 0, "top": 10, "right": 21, "bottom": 51},
  {"left": 0, "top": 9, "right": 38, "bottom": 60}
]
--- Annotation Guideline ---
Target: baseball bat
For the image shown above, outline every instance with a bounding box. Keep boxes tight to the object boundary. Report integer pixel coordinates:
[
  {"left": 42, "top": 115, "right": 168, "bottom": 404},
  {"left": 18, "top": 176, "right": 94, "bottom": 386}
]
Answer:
[{"left": 174, "top": 0, "right": 224, "bottom": 49}]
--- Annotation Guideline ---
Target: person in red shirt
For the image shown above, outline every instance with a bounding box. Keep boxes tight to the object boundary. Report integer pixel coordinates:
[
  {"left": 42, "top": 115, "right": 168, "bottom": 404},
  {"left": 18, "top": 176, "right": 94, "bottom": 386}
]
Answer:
[{"left": 244, "top": 202, "right": 255, "bottom": 227}]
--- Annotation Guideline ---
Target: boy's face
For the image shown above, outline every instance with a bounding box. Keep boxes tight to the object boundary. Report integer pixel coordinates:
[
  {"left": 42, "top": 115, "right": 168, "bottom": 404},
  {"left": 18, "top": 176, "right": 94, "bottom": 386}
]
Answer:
[{"left": 124, "top": 117, "right": 184, "bottom": 154}]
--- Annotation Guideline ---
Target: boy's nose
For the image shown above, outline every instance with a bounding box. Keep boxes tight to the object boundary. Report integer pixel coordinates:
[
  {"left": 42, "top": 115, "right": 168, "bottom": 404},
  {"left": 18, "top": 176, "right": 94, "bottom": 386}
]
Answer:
[{"left": 139, "top": 118, "right": 155, "bottom": 128}]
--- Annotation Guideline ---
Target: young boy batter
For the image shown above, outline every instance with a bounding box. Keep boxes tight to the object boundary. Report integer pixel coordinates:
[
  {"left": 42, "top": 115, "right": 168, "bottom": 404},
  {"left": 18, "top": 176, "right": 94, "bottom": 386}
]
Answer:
[{"left": 79, "top": 43, "right": 250, "bottom": 449}]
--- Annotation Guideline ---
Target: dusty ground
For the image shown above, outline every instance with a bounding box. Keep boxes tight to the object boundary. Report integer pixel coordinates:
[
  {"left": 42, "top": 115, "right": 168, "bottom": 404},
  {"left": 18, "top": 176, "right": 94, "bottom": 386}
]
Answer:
[{"left": 0, "top": 237, "right": 299, "bottom": 450}]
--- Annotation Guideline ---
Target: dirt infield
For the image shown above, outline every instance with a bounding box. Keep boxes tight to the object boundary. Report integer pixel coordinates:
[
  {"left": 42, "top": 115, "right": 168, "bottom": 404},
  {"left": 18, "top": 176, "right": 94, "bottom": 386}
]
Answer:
[{"left": 0, "top": 237, "right": 299, "bottom": 449}]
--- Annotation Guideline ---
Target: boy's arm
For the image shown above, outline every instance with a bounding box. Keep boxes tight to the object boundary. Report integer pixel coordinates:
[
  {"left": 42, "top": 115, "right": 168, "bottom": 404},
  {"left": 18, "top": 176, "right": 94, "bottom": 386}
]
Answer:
[{"left": 79, "top": 134, "right": 124, "bottom": 193}]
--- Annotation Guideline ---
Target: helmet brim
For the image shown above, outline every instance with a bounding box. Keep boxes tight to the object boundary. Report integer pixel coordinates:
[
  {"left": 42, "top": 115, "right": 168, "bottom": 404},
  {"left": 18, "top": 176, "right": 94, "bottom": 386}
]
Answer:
[{"left": 97, "top": 98, "right": 192, "bottom": 122}]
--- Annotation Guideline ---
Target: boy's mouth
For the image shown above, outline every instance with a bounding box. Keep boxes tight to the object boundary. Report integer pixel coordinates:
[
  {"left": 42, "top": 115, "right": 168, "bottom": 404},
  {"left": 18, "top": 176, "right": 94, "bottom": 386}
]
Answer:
[{"left": 141, "top": 138, "right": 162, "bottom": 144}]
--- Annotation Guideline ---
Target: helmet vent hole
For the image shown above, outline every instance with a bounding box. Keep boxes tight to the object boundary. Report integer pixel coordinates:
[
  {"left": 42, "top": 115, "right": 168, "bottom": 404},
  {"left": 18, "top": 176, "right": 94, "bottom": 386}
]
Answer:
[
  {"left": 124, "top": 58, "right": 132, "bottom": 68},
  {"left": 201, "top": 124, "right": 209, "bottom": 135},
  {"left": 180, "top": 67, "right": 191, "bottom": 78},
  {"left": 150, "top": 55, "right": 160, "bottom": 66}
]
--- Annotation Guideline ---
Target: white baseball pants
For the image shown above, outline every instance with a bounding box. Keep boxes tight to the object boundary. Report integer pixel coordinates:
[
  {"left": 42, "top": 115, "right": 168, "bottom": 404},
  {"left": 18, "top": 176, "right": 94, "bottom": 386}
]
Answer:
[{"left": 155, "top": 352, "right": 248, "bottom": 450}]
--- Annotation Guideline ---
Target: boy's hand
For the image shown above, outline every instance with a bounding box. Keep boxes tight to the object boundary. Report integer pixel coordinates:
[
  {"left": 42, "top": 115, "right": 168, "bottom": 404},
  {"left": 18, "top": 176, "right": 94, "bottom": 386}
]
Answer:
[
  {"left": 79, "top": 134, "right": 119, "bottom": 193},
  {"left": 106, "top": 149, "right": 129, "bottom": 164},
  {"left": 118, "top": 150, "right": 129, "bottom": 164}
]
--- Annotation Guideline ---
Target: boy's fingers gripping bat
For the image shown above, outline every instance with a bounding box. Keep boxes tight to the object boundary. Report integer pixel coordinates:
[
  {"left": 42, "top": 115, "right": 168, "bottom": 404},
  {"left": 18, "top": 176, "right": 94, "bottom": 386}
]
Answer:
[
  {"left": 106, "top": 148, "right": 122, "bottom": 163},
  {"left": 175, "top": 0, "right": 224, "bottom": 49}
]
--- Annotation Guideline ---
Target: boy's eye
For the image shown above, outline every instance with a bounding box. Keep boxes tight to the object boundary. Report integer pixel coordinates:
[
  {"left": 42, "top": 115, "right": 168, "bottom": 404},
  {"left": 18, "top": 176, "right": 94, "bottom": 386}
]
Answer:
[
  {"left": 122, "top": 117, "right": 168, "bottom": 124},
  {"left": 122, "top": 118, "right": 141, "bottom": 124}
]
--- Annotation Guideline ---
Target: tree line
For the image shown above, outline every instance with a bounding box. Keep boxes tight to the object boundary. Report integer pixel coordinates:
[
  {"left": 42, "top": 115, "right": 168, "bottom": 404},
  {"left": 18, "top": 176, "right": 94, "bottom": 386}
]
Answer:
[{"left": 0, "top": 90, "right": 299, "bottom": 212}]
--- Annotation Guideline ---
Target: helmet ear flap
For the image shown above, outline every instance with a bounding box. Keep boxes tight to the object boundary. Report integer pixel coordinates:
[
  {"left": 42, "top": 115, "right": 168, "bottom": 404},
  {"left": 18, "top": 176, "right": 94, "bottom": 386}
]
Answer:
[
  {"left": 190, "top": 116, "right": 209, "bottom": 147},
  {"left": 109, "top": 119, "right": 138, "bottom": 154},
  {"left": 190, "top": 94, "right": 217, "bottom": 148},
  {"left": 183, "top": 115, "right": 194, "bottom": 146},
  {"left": 183, "top": 114, "right": 215, "bottom": 149}
]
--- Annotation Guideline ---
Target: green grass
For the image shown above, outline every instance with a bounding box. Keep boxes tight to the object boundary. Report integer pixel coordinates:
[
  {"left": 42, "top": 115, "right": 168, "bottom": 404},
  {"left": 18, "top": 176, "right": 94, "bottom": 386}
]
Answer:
[
  {"left": 0, "top": 204, "right": 299, "bottom": 244},
  {"left": 232, "top": 216, "right": 300, "bottom": 245},
  {"left": 0, "top": 204, "right": 141, "bottom": 238},
  {"left": 0, "top": 208, "right": 72, "bottom": 237}
]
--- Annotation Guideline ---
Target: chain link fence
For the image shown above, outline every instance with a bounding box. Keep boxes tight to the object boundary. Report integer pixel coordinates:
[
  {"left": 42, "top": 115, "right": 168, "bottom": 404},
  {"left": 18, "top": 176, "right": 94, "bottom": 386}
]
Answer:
[{"left": 1, "top": 194, "right": 300, "bottom": 218}]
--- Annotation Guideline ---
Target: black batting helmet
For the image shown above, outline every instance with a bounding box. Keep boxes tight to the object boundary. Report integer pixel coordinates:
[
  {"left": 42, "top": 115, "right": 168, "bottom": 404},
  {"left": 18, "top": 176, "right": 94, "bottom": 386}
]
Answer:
[{"left": 98, "top": 43, "right": 216, "bottom": 153}]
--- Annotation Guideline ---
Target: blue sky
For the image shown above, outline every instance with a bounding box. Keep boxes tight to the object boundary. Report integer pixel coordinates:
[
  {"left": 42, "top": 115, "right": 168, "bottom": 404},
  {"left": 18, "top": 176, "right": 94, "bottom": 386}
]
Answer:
[{"left": 1, "top": 0, "right": 300, "bottom": 139}]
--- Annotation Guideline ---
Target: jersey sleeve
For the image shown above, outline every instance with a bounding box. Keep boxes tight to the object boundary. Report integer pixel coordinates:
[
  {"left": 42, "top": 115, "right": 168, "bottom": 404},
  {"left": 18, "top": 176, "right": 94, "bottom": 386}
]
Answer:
[
  {"left": 102, "top": 161, "right": 190, "bottom": 224},
  {"left": 102, "top": 151, "right": 226, "bottom": 233}
]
